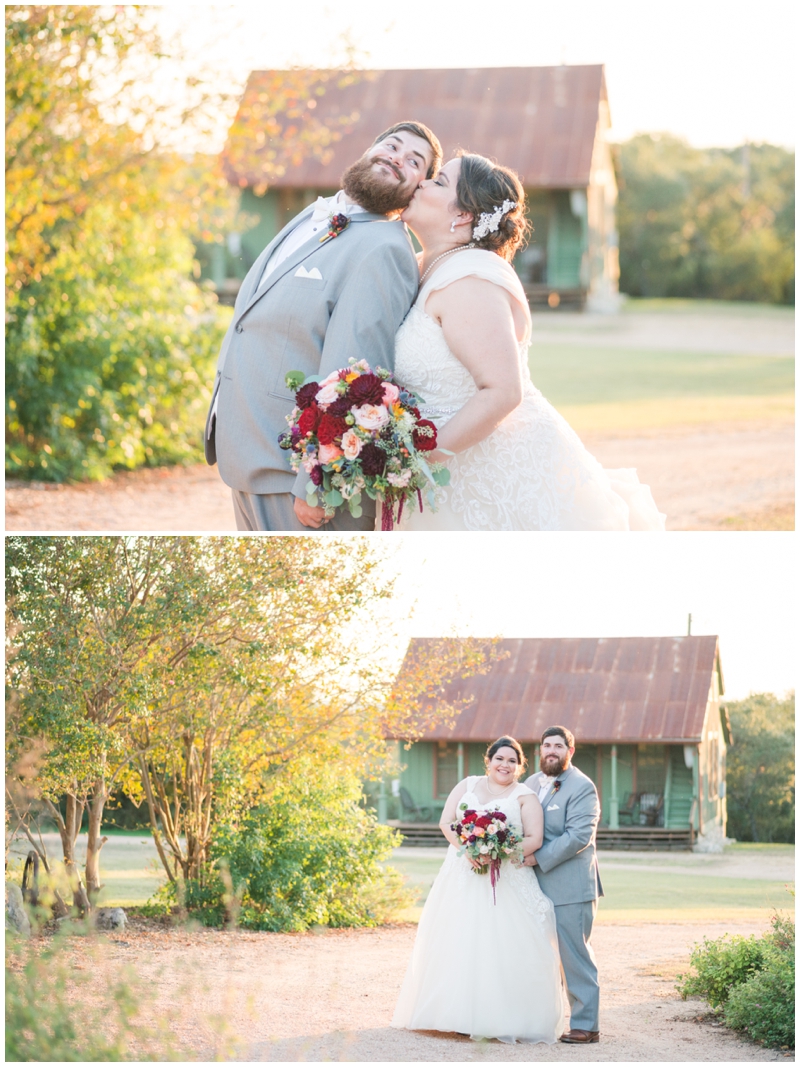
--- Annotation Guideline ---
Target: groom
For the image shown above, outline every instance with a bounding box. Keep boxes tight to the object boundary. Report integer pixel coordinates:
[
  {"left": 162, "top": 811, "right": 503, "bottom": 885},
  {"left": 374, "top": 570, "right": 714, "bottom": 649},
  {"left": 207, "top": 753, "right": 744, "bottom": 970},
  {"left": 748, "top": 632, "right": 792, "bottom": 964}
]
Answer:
[
  {"left": 204, "top": 121, "right": 442, "bottom": 531},
  {"left": 524, "top": 725, "right": 603, "bottom": 1044}
]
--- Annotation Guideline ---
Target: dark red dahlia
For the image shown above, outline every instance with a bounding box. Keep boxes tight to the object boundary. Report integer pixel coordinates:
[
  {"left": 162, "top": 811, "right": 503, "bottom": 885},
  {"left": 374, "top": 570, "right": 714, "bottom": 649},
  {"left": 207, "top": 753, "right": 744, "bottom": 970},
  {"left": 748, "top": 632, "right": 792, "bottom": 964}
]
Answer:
[
  {"left": 462, "top": 810, "right": 476, "bottom": 820},
  {"left": 309, "top": 465, "right": 323, "bottom": 486},
  {"left": 326, "top": 396, "right": 351, "bottom": 418},
  {"left": 412, "top": 418, "right": 438, "bottom": 452},
  {"left": 349, "top": 373, "right": 386, "bottom": 406},
  {"left": 298, "top": 404, "right": 320, "bottom": 436},
  {"left": 317, "top": 413, "right": 348, "bottom": 446},
  {"left": 295, "top": 382, "right": 321, "bottom": 410},
  {"left": 359, "top": 442, "right": 386, "bottom": 476}
]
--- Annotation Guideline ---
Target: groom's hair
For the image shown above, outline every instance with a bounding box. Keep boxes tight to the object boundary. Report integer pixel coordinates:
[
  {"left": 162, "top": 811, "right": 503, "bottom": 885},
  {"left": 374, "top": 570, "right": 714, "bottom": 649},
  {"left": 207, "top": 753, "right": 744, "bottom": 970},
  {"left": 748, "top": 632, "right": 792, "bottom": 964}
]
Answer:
[
  {"left": 541, "top": 725, "right": 575, "bottom": 749},
  {"left": 370, "top": 121, "right": 442, "bottom": 179}
]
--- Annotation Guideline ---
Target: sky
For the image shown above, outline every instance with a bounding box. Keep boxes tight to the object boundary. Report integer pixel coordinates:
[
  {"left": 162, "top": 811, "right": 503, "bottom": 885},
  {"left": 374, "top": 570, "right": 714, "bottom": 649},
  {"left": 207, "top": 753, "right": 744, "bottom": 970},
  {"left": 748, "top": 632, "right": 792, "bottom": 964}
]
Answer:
[
  {"left": 155, "top": 0, "right": 797, "bottom": 150},
  {"left": 373, "top": 532, "right": 797, "bottom": 701}
]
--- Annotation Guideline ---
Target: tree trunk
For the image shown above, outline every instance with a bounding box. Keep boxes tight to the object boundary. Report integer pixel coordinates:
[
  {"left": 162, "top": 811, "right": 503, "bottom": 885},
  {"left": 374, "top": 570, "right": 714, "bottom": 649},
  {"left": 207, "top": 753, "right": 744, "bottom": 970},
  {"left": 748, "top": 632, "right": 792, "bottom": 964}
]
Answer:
[
  {"left": 84, "top": 778, "right": 109, "bottom": 902},
  {"left": 45, "top": 794, "right": 91, "bottom": 913}
]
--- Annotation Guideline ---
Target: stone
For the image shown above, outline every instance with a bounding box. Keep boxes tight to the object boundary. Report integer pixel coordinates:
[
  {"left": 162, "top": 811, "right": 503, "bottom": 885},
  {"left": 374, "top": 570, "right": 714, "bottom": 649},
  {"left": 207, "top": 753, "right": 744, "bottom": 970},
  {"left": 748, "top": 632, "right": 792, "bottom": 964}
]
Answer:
[
  {"left": 693, "top": 824, "right": 735, "bottom": 853},
  {"left": 5, "top": 884, "right": 31, "bottom": 938},
  {"left": 95, "top": 906, "right": 127, "bottom": 931}
]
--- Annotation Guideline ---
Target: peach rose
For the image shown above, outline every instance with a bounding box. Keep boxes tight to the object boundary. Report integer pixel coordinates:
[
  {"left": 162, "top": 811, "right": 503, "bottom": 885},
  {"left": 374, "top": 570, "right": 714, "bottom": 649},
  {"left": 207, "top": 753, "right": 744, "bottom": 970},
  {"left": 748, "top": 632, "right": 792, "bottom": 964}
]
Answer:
[
  {"left": 318, "top": 442, "right": 344, "bottom": 463},
  {"left": 341, "top": 429, "right": 363, "bottom": 460}
]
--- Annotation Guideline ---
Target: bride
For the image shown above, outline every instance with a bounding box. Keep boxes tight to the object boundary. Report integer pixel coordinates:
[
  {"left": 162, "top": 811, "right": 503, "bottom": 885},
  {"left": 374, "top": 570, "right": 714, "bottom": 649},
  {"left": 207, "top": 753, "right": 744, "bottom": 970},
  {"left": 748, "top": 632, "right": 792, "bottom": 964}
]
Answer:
[
  {"left": 392, "top": 737, "right": 566, "bottom": 1043},
  {"left": 394, "top": 152, "right": 666, "bottom": 531}
]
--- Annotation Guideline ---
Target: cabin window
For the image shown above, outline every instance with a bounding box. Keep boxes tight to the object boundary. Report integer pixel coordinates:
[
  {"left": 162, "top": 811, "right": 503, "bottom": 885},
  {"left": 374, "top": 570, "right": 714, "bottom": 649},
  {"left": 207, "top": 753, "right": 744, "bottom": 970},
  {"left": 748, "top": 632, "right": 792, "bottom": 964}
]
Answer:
[{"left": 435, "top": 742, "right": 459, "bottom": 798}]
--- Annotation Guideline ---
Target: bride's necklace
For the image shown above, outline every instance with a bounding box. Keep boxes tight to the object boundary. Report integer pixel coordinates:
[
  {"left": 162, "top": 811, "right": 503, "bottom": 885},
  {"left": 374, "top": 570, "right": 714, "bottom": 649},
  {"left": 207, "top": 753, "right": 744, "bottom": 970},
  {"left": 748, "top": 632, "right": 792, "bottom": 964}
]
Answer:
[
  {"left": 485, "top": 775, "right": 514, "bottom": 796},
  {"left": 419, "top": 242, "right": 474, "bottom": 285}
]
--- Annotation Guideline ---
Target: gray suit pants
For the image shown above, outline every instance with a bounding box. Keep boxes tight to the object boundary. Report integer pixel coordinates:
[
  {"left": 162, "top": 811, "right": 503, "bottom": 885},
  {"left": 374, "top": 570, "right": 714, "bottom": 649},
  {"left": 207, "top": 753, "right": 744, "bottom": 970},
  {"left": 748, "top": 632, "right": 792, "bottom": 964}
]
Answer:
[
  {"left": 231, "top": 490, "right": 374, "bottom": 532},
  {"left": 554, "top": 900, "right": 599, "bottom": 1031}
]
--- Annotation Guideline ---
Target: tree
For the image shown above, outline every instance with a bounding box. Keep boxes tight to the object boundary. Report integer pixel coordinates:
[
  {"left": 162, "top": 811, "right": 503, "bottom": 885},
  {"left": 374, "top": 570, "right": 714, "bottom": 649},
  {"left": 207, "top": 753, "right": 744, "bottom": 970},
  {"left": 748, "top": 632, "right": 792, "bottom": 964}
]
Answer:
[
  {"left": 616, "top": 134, "right": 794, "bottom": 304},
  {"left": 5, "top": 7, "right": 363, "bottom": 480},
  {"left": 6, "top": 536, "right": 495, "bottom": 907},
  {"left": 725, "top": 692, "right": 794, "bottom": 843}
]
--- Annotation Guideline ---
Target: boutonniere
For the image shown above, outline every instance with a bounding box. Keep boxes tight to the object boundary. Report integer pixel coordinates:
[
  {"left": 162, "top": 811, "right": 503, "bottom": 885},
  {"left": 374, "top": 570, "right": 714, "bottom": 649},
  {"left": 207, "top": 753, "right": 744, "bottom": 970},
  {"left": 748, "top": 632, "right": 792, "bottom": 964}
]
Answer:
[
  {"left": 320, "top": 213, "right": 349, "bottom": 243},
  {"left": 551, "top": 780, "right": 562, "bottom": 795}
]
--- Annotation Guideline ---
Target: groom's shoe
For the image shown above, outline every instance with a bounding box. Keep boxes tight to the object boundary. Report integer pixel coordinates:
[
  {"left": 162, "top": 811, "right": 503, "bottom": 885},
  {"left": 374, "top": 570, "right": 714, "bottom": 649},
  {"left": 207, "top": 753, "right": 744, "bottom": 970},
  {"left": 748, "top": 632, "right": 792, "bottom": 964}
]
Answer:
[{"left": 560, "top": 1029, "right": 600, "bottom": 1044}]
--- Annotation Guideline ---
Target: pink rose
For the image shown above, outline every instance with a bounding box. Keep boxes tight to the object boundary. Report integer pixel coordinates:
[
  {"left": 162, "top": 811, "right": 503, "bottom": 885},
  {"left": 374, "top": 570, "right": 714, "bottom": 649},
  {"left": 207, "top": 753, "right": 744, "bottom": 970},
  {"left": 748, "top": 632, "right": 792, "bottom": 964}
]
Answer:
[
  {"left": 318, "top": 442, "right": 344, "bottom": 463},
  {"left": 381, "top": 382, "right": 400, "bottom": 406},
  {"left": 341, "top": 429, "right": 363, "bottom": 460},
  {"left": 316, "top": 382, "right": 341, "bottom": 408},
  {"left": 353, "top": 404, "right": 389, "bottom": 431}
]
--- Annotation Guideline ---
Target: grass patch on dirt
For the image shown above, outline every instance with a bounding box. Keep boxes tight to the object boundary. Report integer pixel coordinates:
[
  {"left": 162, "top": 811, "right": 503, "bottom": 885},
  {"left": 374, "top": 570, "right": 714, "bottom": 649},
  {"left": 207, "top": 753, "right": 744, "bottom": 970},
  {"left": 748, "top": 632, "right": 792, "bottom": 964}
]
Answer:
[{"left": 559, "top": 394, "right": 794, "bottom": 433}]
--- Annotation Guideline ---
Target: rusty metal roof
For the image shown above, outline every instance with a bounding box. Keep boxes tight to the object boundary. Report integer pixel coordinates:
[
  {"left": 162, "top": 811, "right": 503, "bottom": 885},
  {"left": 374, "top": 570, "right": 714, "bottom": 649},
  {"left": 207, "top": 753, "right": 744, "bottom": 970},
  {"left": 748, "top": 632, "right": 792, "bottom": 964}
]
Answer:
[
  {"left": 392, "top": 636, "right": 722, "bottom": 744},
  {"left": 225, "top": 65, "right": 607, "bottom": 190}
]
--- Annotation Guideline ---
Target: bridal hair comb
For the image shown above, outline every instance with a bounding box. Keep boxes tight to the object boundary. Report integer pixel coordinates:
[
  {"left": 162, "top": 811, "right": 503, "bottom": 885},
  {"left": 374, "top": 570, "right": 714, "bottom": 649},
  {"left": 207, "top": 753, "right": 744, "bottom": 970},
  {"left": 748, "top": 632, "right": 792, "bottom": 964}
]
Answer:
[{"left": 472, "top": 200, "right": 517, "bottom": 241}]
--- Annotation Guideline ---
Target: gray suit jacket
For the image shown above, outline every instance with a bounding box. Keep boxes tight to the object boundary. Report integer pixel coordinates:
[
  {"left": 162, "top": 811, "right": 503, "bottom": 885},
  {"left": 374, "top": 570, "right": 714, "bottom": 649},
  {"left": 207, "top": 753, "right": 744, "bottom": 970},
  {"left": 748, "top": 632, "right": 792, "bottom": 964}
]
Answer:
[
  {"left": 524, "top": 765, "right": 603, "bottom": 906},
  {"left": 205, "top": 204, "right": 418, "bottom": 498}
]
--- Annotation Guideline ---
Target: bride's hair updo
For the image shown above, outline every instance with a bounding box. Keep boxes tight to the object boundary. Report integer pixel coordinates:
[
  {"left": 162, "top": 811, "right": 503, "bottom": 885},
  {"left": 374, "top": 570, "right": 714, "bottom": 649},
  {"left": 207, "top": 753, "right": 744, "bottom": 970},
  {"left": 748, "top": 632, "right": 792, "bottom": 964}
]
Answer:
[
  {"left": 455, "top": 153, "right": 530, "bottom": 262},
  {"left": 484, "top": 736, "right": 527, "bottom": 776}
]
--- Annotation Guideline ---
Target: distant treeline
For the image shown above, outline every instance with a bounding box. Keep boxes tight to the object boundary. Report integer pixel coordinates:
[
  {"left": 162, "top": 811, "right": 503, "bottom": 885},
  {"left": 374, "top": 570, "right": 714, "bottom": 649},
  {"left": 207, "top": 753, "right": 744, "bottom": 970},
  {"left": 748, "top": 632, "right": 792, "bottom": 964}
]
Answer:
[{"left": 616, "top": 135, "right": 794, "bottom": 304}]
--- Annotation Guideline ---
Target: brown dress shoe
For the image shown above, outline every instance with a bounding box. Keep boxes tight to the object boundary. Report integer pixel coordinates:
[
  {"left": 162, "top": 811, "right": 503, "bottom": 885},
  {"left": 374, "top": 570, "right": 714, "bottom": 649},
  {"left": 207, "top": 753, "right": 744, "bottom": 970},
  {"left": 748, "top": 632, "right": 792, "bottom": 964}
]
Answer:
[{"left": 560, "top": 1029, "right": 600, "bottom": 1043}]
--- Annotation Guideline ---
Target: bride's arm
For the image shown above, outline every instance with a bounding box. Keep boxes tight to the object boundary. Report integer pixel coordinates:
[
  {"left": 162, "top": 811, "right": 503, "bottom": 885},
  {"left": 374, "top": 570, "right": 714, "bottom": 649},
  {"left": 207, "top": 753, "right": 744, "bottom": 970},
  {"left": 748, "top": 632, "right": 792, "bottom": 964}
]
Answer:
[
  {"left": 423, "top": 276, "right": 524, "bottom": 458},
  {"left": 518, "top": 793, "right": 544, "bottom": 857},
  {"left": 438, "top": 778, "right": 470, "bottom": 849}
]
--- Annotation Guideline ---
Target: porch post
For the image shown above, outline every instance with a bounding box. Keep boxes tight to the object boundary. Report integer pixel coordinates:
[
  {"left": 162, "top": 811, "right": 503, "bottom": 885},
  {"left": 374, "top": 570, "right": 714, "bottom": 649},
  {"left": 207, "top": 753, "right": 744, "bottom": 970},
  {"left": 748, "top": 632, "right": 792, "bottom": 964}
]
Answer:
[
  {"left": 377, "top": 777, "right": 388, "bottom": 824},
  {"left": 663, "top": 748, "right": 673, "bottom": 827},
  {"left": 609, "top": 744, "right": 619, "bottom": 830},
  {"left": 457, "top": 742, "right": 464, "bottom": 782}
]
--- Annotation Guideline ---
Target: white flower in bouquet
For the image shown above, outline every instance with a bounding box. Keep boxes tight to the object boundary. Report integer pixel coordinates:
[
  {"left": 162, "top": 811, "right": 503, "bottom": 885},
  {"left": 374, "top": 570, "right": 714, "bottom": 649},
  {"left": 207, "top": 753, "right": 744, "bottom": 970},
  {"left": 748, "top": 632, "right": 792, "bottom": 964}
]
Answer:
[{"left": 353, "top": 404, "right": 389, "bottom": 430}]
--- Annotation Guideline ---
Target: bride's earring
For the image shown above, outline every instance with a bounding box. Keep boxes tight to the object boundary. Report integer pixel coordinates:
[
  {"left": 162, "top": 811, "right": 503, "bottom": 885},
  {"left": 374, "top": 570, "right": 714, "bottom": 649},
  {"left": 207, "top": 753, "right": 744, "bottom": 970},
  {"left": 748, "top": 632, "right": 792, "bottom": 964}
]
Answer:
[{"left": 449, "top": 220, "right": 457, "bottom": 233}]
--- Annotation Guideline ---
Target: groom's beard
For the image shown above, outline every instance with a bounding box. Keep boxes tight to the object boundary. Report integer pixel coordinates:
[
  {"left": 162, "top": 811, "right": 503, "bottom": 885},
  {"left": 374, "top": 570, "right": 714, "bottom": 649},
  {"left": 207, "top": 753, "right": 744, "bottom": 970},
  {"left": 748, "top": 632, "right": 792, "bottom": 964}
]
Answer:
[
  {"left": 540, "top": 753, "right": 569, "bottom": 777},
  {"left": 341, "top": 154, "right": 416, "bottom": 215}
]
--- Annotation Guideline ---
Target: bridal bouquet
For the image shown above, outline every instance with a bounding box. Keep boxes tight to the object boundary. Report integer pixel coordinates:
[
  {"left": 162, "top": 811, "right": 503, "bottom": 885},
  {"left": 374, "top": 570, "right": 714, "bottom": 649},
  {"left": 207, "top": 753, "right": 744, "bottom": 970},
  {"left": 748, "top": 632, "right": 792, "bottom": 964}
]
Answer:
[
  {"left": 451, "top": 805, "right": 524, "bottom": 904},
  {"left": 279, "top": 360, "right": 450, "bottom": 529}
]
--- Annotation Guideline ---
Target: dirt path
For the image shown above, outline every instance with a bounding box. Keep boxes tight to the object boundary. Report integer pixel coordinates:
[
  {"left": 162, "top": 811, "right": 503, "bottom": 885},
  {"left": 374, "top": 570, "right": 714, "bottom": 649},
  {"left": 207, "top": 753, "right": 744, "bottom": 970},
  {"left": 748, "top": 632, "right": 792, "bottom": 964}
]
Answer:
[
  {"left": 6, "top": 420, "right": 793, "bottom": 532},
  {"left": 67, "top": 916, "right": 786, "bottom": 1062}
]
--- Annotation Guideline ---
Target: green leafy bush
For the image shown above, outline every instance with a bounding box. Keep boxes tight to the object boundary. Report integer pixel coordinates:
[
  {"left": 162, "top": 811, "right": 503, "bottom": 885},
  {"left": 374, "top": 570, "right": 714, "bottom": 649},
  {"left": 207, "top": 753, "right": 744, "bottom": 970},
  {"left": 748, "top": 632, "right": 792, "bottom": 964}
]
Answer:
[
  {"left": 147, "top": 767, "right": 414, "bottom": 932},
  {"left": 6, "top": 194, "right": 229, "bottom": 482},
  {"left": 677, "top": 933, "right": 765, "bottom": 1008},
  {"left": 678, "top": 911, "right": 795, "bottom": 1049}
]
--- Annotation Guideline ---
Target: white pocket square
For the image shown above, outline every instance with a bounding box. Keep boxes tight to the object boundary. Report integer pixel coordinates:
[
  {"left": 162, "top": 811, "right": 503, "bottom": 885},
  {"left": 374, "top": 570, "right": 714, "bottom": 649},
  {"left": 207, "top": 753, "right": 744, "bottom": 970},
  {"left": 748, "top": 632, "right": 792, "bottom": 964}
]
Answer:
[
  {"left": 546, "top": 804, "right": 560, "bottom": 811},
  {"left": 294, "top": 265, "right": 322, "bottom": 280}
]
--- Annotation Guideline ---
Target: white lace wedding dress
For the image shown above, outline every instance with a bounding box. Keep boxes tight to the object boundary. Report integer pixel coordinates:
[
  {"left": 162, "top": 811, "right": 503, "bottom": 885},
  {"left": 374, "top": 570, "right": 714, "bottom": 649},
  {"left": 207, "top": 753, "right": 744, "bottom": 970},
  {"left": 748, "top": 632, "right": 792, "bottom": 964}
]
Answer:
[
  {"left": 395, "top": 250, "right": 666, "bottom": 530},
  {"left": 392, "top": 778, "right": 566, "bottom": 1043}
]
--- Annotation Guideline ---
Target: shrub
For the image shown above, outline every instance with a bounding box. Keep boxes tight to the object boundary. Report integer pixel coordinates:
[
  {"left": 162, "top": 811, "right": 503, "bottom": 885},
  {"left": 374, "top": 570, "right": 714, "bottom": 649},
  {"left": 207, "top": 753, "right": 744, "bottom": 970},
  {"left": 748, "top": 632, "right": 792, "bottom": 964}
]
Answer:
[
  {"left": 677, "top": 934, "right": 765, "bottom": 1008},
  {"left": 678, "top": 911, "right": 795, "bottom": 1049},
  {"left": 146, "top": 768, "right": 415, "bottom": 932},
  {"left": 6, "top": 193, "right": 230, "bottom": 482},
  {"left": 5, "top": 929, "right": 179, "bottom": 1061}
]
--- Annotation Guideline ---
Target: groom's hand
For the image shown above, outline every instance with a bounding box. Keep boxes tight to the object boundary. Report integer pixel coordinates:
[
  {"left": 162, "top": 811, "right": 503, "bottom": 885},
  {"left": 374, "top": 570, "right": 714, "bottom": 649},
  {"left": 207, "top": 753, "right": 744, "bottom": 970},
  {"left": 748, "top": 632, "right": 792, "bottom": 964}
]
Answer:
[
  {"left": 523, "top": 853, "right": 538, "bottom": 867},
  {"left": 294, "top": 498, "right": 329, "bottom": 528}
]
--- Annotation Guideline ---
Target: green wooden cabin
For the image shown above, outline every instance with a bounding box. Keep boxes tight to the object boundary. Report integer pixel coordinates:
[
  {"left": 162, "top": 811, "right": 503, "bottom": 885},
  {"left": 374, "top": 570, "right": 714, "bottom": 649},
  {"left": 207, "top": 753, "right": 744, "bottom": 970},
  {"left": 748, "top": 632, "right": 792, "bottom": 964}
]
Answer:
[
  {"left": 212, "top": 65, "right": 620, "bottom": 311},
  {"left": 380, "top": 637, "right": 730, "bottom": 851}
]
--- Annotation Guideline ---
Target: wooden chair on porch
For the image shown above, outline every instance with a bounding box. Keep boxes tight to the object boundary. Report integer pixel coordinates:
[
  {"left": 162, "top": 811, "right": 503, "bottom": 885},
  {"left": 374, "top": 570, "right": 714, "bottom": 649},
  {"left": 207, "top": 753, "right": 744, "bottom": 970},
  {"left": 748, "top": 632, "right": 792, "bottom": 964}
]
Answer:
[
  {"left": 617, "top": 792, "right": 640, "bottom": 825},
  {"left": 638, "top": 793, "right": 664, "bottom": 826},
  {"left": 399, "top": 787, "right": 431, "bottom": 822}
]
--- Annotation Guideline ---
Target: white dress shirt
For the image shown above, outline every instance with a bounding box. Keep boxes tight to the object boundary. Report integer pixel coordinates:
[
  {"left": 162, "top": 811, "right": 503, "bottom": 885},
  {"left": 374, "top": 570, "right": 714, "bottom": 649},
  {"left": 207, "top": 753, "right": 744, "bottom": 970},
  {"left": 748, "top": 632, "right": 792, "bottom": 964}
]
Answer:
[
  {"left": 538, "top": 777, "right": 556, "bottom": 804},
  {"left": 258, "top": 190, "right": 365, "bottom": 286}
]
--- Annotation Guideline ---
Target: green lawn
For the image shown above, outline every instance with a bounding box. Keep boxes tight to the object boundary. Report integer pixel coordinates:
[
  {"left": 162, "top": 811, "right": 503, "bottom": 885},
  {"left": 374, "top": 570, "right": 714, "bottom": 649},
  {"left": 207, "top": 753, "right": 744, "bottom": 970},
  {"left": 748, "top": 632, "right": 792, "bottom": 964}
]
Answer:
[
  {"left": 529, "top": 348, "right": 794, "bottom": 407},
  {"left": 384, "top": 846, "right": 794, "bottom": 924}
]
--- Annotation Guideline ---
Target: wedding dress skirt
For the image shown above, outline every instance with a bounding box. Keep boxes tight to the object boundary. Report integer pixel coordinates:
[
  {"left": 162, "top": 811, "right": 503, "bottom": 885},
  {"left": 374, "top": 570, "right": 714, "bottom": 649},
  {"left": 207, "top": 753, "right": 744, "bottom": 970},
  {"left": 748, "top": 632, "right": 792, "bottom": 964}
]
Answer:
[
  {"left": 394, "top": 251, "right": 666, "bottom": 531},
  {"left": 392, "top": 781, "right": 566, "bottom": 1043}
]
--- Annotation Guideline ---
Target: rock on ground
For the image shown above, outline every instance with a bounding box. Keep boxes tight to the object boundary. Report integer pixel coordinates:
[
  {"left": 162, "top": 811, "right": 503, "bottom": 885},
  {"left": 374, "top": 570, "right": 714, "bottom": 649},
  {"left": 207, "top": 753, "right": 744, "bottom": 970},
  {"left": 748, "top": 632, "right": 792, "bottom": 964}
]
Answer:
[{"left": 5, "top": 884, "right": 31, "bottom": 938}]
